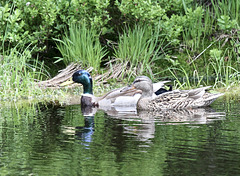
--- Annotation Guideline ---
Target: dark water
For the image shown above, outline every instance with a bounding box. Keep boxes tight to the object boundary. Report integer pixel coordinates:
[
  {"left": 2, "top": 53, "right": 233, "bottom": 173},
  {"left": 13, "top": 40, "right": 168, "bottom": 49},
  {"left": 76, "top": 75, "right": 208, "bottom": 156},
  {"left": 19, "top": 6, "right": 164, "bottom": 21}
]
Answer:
[{"left": 0, "top": 96, "right": 240, "bottom": 176}]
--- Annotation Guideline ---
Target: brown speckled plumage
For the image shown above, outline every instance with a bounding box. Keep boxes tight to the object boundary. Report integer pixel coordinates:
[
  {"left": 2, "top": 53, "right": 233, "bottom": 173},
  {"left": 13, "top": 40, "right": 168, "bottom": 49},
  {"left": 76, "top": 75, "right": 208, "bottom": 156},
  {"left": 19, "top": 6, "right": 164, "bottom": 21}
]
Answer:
[{"left": 128, "top": 76, "right": 224, "bottom": 110}]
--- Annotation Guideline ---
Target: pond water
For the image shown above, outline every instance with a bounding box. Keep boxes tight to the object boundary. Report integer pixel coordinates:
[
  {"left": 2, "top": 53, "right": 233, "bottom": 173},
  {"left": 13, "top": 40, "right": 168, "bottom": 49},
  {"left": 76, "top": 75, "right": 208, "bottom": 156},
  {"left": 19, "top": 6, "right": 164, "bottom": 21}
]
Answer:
[{"left": 0, "top": 96, "right": 240, "bottom": 176}]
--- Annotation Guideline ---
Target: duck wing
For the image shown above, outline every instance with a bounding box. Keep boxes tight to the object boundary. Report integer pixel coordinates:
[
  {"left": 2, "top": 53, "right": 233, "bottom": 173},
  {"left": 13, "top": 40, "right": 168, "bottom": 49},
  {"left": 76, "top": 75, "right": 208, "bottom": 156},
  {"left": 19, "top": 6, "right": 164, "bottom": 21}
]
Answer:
[
  {"left": 95, "top": 86, "right": 142, "bottom": 107},
  {"left": 150, "top": 90, "right": 189, "bottom": 109},
  {"left": 179, "top": 86, "right": 224, "bottom": 106},
  {"left": 98, "top": 87, "right": 142, "bottom": 100},
  {"left": 179, "top": 86, "right": 211, "bottom": 99},
  {"left": 150, "top": 86, "right": 223, "bottom": 109},
  {"left": 201, "top": 92, "right": 224, "bottom": 106}
]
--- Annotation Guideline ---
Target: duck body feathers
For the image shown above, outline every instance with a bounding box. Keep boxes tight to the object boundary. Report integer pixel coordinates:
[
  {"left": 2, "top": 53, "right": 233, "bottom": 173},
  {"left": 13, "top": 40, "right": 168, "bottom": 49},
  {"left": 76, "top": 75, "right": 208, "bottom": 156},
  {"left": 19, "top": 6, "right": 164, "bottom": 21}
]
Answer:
[
  {"left": 87, "top": 87, "right": 142, "bottom": 108},
  {"left": 139, "top": 87, "right": 224, "bottom": 110},
  {"left": 128, "top": 76, "right": 224, "bottom": 110}
]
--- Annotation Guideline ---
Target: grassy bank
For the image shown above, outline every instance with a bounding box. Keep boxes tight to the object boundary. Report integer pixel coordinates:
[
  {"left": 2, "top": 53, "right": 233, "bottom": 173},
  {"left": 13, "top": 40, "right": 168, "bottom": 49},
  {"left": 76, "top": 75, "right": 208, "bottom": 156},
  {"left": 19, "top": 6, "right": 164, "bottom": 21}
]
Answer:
[{"left": 0, "top": 0, "right": 239, "bottom": 103}]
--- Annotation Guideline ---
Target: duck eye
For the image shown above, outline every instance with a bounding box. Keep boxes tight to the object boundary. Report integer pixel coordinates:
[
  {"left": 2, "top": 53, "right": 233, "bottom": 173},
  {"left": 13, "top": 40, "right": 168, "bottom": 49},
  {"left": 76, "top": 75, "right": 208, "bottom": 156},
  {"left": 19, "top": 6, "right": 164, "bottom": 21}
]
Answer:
[{"left": 134, "top": 80, "right": 141, "bottom": 84}]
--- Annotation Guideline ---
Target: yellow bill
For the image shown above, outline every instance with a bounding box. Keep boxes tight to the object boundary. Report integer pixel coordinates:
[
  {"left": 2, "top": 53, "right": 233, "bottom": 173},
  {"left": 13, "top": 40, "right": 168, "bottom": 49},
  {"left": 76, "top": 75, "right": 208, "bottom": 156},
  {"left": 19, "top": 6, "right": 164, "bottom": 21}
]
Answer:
[{"left": 60, "top": 78, "right": 75, "bottom": 87}]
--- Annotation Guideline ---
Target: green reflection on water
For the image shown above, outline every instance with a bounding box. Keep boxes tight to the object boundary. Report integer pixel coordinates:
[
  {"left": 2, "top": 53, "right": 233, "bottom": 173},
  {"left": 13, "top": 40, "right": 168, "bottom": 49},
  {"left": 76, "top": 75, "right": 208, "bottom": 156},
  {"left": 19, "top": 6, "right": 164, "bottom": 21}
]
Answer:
[{"left": 0, "top": 97, "right": 240, "bottom": 176}]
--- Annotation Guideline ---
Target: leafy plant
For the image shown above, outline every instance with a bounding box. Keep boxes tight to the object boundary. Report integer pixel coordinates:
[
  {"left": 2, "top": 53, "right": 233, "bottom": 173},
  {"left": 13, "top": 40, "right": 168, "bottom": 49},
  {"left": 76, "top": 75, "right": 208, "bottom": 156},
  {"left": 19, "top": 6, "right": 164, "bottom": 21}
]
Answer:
[
  {"left": 182, "top": 7, "right": 204, "bottom": 50},
  {"left": 217, "top": 15, "right": 238, "bottom": 31},
  {"left": 0, "top": 0, "right": 111, "bottom": 53},
  {"left": 0, "top": 3, "right": 27, "bottom": 52},
  {"left": 116, "top": 0, "right": 165, "bottom": 24},
  {"left": 210, "top": 0, "right": 239, "bottom": 25}
]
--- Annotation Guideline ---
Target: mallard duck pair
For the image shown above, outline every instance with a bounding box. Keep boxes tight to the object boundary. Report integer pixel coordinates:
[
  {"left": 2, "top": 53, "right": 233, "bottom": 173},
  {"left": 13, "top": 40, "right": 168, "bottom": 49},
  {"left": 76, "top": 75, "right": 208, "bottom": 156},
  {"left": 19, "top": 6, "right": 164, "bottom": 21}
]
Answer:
[
  {"left": 71, "top": 70, "right": 223, "bottom": 110},
  {"left": 72, "top": 70, "right": 171, "bottom": 108}
]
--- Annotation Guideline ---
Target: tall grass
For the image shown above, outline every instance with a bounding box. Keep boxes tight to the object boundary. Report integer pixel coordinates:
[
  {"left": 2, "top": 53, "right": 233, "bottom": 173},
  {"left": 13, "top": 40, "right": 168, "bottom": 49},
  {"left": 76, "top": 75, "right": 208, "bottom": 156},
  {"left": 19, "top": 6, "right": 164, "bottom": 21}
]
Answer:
[
  {"left": 210, "top": 0, "right": 239, "bottom": 24},
  {"left": 0, "top": 6, "right": 51, "bottom": 102},
  {"left": 168, "top": 63, "right": 205, "bottom": 89},
  {"left": 207, "top": 48, "right": 240, "bottom": 88},
  {"left": 54, "top": 23, "right": 107, "bottom": 71},
  {"left": 168, "top": 47, "right": 240, "bottom": 90},
  {"left": 114, "top": 25, "right": 170, "bottom": 80},
  {"left": 0, "top": 45, "right": 47, "bottom": 101}
]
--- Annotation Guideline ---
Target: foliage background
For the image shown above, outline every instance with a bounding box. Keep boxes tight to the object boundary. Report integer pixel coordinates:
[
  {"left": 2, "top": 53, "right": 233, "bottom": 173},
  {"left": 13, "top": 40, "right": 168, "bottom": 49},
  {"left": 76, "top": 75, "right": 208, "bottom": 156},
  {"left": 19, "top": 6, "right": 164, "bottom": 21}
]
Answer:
[
  {"left": 0, "top": 0, "right": 239, "bottom": 100},
  {"left": 1, "top": 0, "right": 239, "bottom": 61}
]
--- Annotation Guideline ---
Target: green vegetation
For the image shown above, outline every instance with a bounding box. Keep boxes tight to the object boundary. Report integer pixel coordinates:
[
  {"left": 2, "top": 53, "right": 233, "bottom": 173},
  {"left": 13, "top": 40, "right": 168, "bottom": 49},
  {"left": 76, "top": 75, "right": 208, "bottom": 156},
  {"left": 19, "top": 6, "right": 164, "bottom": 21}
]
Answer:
[
  {"left": 54, "top": 23, "right": 107, "bottom": 71},
  {"left": 0, "top": 0, "right": 240, "bottom": 102},
  {"left": 0, "top": 45, "right": 44, "bottom": 101},
  {"left": 113, "top": 25, "right": 169, "bottom": 80}
]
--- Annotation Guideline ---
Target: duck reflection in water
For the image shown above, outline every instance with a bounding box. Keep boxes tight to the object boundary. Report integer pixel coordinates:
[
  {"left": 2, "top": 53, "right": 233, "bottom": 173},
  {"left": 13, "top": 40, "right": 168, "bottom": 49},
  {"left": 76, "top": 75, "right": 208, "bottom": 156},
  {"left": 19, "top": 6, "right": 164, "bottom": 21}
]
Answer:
[
  {"left": 76, "top": 105, "right": 225, "bottom": 144},
  {"left": 71, "top": 106, "right": 97, "bottom": 147},
  {"left": 75, "top": 116, "right": 94, "bottom": 146}
]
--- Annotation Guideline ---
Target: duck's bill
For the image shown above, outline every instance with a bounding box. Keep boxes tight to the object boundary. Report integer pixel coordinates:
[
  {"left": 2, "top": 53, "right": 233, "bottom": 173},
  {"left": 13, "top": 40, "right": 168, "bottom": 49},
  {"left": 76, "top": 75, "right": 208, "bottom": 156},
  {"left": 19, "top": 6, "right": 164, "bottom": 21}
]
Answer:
[
  {"left": 60, "top": 78, "right": 75, "bottom": 87},
  {"left": 120, "top": 85, "right": 137, "bottom": 93}
]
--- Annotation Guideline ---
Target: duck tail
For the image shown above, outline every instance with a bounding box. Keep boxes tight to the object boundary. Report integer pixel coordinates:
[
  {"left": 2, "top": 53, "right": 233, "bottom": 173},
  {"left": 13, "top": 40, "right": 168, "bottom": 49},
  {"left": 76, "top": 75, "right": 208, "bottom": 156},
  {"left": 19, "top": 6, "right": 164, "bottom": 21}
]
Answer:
[{"left": 203, "top": 93, "right": 224, "bottom": 106}]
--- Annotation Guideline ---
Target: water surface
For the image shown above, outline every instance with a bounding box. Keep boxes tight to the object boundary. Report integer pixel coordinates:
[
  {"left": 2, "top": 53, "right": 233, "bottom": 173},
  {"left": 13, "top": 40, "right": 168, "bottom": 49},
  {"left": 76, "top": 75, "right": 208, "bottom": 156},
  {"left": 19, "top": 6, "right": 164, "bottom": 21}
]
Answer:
[{"left": 0, "top": 96, "right": 240, "bottom": 176}]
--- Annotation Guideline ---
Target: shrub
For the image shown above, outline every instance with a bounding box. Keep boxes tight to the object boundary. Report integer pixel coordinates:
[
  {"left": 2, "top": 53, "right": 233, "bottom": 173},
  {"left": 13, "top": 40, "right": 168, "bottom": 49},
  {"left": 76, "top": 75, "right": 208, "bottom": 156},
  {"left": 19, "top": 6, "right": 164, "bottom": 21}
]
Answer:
[{"left": 0, "top": 0, "right": 110, "bottom": 53}]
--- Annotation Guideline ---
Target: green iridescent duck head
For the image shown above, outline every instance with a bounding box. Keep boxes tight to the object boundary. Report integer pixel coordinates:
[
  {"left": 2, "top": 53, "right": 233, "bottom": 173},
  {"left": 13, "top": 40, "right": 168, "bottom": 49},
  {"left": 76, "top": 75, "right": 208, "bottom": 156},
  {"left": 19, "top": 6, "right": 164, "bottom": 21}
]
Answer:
[{"left": 72, "top": 70, "right": 93, "bottom": 94}]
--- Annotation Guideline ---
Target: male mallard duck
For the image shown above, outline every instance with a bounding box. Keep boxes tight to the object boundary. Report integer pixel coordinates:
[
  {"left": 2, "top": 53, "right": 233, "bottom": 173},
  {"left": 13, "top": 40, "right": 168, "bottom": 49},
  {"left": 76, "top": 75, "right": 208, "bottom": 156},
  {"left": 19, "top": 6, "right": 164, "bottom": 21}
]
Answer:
[
  {"left": 123, "top": 76, "right": 224, "bottom": 110},
  {"left": 72, "top": 70, "right": 171, "bottom": 108}
]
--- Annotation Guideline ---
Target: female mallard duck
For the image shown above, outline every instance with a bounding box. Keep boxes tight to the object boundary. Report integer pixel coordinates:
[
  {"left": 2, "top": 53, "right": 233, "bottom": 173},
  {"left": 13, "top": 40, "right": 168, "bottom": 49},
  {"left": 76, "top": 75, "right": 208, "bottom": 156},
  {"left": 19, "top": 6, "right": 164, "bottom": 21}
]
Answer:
[
  {"left": 123, "top": 76, "right": 224, "bottom": 110},
  {"left": 72, "top": 70, "right": 171, "bottom": 108}
]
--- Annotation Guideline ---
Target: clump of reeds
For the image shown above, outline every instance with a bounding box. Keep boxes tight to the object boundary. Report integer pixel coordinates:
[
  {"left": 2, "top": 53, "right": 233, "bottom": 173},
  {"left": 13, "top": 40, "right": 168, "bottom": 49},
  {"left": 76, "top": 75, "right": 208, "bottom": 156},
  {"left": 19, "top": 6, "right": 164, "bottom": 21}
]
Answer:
[
  {"left": 54, "top": 22, "right": 107, "bottom": 71},
  {"left": 113, "top": 25, "right": 169, "bottom": 80},
  {"left": 0, "top": 45, "right": 48, "bottom": 101}
]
